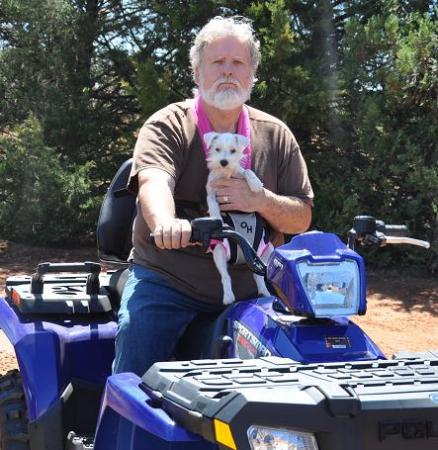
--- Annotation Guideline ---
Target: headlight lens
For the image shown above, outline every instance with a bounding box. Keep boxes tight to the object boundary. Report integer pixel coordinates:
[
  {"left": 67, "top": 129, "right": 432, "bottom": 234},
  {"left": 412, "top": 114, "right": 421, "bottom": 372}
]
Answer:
[
  {"left": 247, "top": 426, "right": 319, "bottom": 450},
  {"left": 297, "top": 259, "right": 359, "bottom": 318}
]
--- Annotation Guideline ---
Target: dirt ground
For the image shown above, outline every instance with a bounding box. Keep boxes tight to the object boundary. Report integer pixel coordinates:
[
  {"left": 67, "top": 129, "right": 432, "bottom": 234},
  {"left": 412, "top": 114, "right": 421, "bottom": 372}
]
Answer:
[{"left": 0, "top": 240, "right": 437, "bottom": 374}]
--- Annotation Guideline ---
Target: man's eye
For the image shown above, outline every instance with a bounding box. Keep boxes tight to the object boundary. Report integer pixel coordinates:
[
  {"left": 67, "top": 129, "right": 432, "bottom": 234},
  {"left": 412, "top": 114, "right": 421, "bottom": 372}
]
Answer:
[
  {"left": 230, "top": 149, "right": 236, "bottom": 154},
  {"left": 215, "top": 148, "right": 221, "bottom": 152}
]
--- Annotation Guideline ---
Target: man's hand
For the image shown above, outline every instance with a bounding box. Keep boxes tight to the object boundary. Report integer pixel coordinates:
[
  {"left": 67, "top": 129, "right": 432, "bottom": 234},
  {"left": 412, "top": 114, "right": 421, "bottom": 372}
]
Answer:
[
  {"left": 151, "top": 218, "right": 192, "bottom": 250},
  {"left": 211, "top": 178, "right": 264, "bottom": 213}
]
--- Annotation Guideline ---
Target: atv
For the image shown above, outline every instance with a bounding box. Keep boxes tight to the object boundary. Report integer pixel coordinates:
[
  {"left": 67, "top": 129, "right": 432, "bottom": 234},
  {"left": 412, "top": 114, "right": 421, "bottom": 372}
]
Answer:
[{"left": 0, "top": 160, "right": 436, "bottom": 450}]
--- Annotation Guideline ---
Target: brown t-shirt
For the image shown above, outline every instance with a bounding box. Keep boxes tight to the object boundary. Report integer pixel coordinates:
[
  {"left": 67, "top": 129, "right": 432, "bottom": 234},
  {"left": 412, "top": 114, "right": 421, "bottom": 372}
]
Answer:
[{"left": 128, "top": 99, "right": 314, "bottom": 304}]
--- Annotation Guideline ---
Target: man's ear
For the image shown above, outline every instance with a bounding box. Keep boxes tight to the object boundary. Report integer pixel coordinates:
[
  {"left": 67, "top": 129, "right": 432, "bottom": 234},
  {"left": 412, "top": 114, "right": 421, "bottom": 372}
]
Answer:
[
  {"left": 204, "top": 132, "right": 219, "bottom": 148},
  {"left": 194, "top": 67, "right": 200, "bottom": 86},
  {"left": 235, "top": 134, "right": 249, "bottom": 150}
]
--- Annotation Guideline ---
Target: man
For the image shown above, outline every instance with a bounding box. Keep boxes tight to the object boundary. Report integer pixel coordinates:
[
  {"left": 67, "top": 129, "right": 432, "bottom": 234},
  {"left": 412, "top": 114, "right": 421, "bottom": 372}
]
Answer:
[{"left": 113, "top": 16, "right": 314, "bottom": 376}]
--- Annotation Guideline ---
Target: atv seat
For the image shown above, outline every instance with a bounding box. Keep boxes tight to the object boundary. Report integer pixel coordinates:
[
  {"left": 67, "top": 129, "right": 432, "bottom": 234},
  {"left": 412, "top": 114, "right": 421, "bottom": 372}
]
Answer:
[{"left": 95, "top": 158, "right": 135, "bottom": 306}]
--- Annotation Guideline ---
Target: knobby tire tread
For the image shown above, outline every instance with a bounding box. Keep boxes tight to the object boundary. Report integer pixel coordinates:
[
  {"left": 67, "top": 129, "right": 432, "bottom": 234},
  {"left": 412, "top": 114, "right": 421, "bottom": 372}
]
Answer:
[{"left": 0, "top": 370, "right": 30, "bottom": 450}]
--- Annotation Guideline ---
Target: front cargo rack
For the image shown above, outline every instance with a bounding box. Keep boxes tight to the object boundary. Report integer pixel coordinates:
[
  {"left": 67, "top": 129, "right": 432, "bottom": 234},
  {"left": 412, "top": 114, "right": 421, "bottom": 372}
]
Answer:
[{"left": 142, "top": 354, "right": 438, "bottom": 450}]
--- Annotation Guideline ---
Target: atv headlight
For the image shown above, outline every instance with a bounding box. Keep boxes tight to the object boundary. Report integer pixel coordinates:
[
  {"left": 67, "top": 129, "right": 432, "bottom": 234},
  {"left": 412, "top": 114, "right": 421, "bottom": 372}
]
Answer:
[
  {"left": 297, "top": 259, "right": 359, "bottom": 318},
  {"left": 248, "top": 426, "right": 319, "bottom": 450}
]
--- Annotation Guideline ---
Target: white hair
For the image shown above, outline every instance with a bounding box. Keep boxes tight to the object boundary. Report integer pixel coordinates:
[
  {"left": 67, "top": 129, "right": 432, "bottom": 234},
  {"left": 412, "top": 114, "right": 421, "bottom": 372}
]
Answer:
[{"left": 189, "top": 16, "right": 261, "bottom": 77}]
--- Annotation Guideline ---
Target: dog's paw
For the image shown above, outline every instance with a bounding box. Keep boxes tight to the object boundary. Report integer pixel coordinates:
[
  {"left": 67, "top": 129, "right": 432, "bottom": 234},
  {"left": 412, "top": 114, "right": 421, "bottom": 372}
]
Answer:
[
  {"left": 258, "top": 286, "right": 271, "bottom": 298},
  {"left": 244, "top": 169, "right": 264, "bottom": 192},
  {"left": 223, "top": 291, "right": 236, "bottom": 305}
]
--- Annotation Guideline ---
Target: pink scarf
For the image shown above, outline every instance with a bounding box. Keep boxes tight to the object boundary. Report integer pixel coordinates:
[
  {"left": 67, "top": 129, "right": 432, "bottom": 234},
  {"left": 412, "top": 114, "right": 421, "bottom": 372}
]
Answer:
[{"left": 192, "top": 95, "right": 252, "bottom": 169}]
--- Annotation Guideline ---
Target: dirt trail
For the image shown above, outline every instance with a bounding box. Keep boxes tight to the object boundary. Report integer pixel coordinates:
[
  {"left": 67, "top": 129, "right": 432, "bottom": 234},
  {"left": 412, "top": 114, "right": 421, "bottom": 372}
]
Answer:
[{"left": 0, "top": 241, "right": 437, "bottom": 374}]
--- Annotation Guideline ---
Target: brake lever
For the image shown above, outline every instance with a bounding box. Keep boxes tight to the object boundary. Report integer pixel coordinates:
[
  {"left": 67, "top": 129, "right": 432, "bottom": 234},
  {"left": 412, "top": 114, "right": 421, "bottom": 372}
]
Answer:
[
  {"left": 360, "top": 232, "right": 430, "bottom": 249},
  {"left": 384, "top": 236, "right": 430, "bottom": 249}
]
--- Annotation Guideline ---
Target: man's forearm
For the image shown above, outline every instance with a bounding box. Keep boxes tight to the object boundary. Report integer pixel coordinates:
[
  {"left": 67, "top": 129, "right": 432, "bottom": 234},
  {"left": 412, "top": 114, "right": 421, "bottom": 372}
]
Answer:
[
  {"left": 214, "top": 178, "right": 312, "bottom": 234},
  {"left": 138, "top": 169, "right": 176, "bottom": 230},
  {"left": 137, "top": 168, "right": 192, "bottom": 249},
  {"left": 256, "top": 188, "right": 312, "bottom": 234}
]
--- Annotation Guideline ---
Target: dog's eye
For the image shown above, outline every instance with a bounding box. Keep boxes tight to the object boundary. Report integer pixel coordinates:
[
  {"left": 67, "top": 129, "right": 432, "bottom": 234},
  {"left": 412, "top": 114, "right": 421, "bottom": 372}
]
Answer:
[
  {"left": 230, "top": 149, "right": 236, "bottom": 154},
  {"left": 215, "top": 148, "right": 221, "bottom": 152}
]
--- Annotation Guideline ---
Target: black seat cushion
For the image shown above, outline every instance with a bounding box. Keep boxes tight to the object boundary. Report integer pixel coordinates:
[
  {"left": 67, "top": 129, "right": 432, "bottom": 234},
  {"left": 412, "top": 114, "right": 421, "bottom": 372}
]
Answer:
[{"left": 97, "top": 159, "right": 136, "bottom": 263}]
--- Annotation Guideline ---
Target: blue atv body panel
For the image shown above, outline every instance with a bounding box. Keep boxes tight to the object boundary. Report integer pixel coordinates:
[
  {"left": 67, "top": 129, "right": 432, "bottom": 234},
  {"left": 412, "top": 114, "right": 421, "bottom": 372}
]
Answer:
[
  {"left": 225, "top": 297, "right": 385, "bottom": 362},
  {"left": 0, "top": 297, "right": 116, "bottom": 421},
  {"left": 268, "top": 231, "right": 368, "bottom": 316},
  {"left": 94, "top": 373, "right": 217, "bottom": 450}
]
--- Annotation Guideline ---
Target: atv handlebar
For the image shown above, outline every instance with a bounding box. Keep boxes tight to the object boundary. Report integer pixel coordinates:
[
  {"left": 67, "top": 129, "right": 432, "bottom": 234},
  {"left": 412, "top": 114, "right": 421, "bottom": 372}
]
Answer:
[
  {"left": 377, "top": 223, "right": 408, "bottom": 237},
  {"left": 152, "top": 215, "right": 429, "bottom": 274},
  {"left": 348, "top": 215, "right": 430, "bottom": 250}
]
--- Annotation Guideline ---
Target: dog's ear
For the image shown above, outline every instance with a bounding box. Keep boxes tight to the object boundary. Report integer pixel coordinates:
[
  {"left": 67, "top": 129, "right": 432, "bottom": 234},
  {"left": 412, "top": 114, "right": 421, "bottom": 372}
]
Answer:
[
  {"left": 203, "top": 132, "right": 219, "bottom": 149},
  {"left": 235, "top": 134, "right": 249, "bottom": 150}
]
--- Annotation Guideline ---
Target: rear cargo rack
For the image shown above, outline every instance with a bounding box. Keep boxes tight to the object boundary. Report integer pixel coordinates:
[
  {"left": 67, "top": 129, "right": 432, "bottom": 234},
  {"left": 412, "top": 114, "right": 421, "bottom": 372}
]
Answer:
[{"left": 5, "top": 262, "right": 113, "bottom": 315}]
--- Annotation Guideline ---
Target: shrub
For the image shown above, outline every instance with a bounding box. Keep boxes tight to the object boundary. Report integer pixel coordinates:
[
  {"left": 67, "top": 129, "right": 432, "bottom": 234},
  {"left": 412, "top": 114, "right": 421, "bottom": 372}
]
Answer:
[{"left": 0, "top": 116, "right": 100, "bottom": 246}]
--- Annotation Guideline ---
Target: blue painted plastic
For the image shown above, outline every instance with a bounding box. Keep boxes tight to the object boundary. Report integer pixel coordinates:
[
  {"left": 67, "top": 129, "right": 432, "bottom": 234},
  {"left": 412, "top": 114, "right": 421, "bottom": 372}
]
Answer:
[
  {"left": 94, "top": 373, "right": 217, "bottom": 450},
  {"left": 227, "top": 297, "right": 384, "bottom": 362},
  {"left": 0, "top": 297, "right": 116, "bottom": 421},
  {"left": 267, "top": 231, "right": 367, "bottom": 317}
]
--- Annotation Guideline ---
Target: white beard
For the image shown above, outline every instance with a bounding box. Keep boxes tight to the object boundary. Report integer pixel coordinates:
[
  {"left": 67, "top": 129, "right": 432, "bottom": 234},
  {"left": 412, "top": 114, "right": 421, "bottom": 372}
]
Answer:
[{"left": 199, "top": 76, "right": 253, "bottom": 111}]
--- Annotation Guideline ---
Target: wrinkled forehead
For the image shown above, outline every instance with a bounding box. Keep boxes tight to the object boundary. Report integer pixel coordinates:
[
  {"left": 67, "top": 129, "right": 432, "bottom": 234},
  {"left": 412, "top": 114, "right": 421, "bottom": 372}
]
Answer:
[{"left": 201, "top": 36, "right": 251, "bottom": 63}]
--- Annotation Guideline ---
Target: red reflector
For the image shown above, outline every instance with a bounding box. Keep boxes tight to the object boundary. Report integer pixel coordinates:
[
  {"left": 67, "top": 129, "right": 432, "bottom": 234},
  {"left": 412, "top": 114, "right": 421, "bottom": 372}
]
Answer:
[{"left": 11, "top": 289, "right": 21, "bottom": 306}]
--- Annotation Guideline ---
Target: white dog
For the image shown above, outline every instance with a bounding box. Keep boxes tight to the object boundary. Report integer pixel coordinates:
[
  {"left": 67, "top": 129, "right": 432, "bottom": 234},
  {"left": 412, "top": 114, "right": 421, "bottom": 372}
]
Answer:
[{"left": 204, "top": 132, "right": 272, "bottom": 305}]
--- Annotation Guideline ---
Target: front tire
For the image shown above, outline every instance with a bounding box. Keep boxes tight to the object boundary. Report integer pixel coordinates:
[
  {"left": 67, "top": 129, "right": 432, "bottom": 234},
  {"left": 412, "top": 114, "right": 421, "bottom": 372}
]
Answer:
[{"left": 0, "top": 371, "right": 30, "bottom": 450}]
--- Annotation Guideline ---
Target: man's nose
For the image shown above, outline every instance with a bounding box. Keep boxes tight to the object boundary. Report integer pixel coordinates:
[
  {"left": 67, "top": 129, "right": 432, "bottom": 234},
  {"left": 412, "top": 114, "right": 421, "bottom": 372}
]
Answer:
[
  {"left": 222, "top": 62, "right": 233, "bottom": 77},
  {"left": 220, "top": 160, "right": 228, "bottom": 167}
]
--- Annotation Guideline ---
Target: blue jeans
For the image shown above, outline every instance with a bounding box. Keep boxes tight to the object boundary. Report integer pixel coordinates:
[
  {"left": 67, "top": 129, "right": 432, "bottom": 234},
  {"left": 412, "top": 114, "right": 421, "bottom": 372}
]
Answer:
[{"left": 112, "top": 264, "right": 224, "bottom": 376}]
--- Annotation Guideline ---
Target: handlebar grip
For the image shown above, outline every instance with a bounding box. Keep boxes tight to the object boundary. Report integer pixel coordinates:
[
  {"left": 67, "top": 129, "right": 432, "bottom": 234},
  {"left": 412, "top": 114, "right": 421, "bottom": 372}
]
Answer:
[{"left": 380, "top": 224, "right": 409, "bottom": 237}]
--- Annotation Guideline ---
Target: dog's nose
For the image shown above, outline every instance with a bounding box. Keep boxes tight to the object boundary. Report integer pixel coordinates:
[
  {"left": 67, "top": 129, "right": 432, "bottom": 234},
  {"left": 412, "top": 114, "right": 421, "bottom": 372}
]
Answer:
[{"left": 220, "top": 160, "right": 228, "bottom": 167}]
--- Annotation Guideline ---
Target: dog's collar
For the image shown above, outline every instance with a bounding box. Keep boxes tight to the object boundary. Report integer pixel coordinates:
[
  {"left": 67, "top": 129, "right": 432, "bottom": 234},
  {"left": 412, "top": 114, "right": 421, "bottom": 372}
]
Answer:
[{"left": 192, "top": 95, "right": 252, "bottom": 170}]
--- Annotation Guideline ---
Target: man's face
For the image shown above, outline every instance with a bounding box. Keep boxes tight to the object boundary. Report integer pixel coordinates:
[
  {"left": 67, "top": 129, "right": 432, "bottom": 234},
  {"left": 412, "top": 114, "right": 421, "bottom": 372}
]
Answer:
[{"left": 196, "top": 35, "right": 254, "bottom": 111}]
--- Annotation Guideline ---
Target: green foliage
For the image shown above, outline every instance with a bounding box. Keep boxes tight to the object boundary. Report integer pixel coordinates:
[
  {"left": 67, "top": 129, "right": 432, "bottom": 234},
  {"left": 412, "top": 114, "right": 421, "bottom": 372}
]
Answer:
[
  {"left": 133, "top": 60, "right": 175, "bottom": 118},
  {"left": 339, "top": 5, "right": 438, "bottom": 271},
  {"left": 0, "top": 0, "right": 436, "bottom": 272},
  {"left": 0, "top": 116, "right": 99, "bottom": 245},
  {"left": 0, "top": 0, "right": 137, "bottom": 166}
]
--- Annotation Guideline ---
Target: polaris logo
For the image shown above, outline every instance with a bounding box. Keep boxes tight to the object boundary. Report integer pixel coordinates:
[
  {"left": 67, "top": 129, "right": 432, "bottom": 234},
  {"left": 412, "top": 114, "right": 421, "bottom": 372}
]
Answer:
[{"left": 379, "top": 420, "right": 438, "bottom": 441}]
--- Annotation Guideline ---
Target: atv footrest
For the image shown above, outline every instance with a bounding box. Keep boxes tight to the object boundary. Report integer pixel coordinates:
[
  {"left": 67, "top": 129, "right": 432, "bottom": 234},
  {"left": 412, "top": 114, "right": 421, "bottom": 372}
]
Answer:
[{"left": 142, "top": 356, "right": 438, "bottom": 450}]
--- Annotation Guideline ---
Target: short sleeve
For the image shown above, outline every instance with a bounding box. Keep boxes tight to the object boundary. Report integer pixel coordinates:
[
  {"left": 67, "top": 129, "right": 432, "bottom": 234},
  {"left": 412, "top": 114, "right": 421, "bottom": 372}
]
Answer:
[
  {"left": 128, "top": 110, "right": 187, "bottom": 193},
  {"left": 277, "top": 127, "right": 314, "bottom": 205}
]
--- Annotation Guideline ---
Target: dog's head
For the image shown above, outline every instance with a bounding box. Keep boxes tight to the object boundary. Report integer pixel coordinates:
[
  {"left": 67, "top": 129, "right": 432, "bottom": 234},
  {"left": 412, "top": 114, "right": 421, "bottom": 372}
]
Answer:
[{"left": 203, "top": 132, "right": 249, "bottom": 174}]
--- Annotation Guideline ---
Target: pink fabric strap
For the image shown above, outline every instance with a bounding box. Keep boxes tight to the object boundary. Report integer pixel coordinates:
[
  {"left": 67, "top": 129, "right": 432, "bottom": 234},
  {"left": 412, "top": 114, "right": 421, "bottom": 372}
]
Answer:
[{"left": 192, "top": 96, "right": 252, "bottom": 170}]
